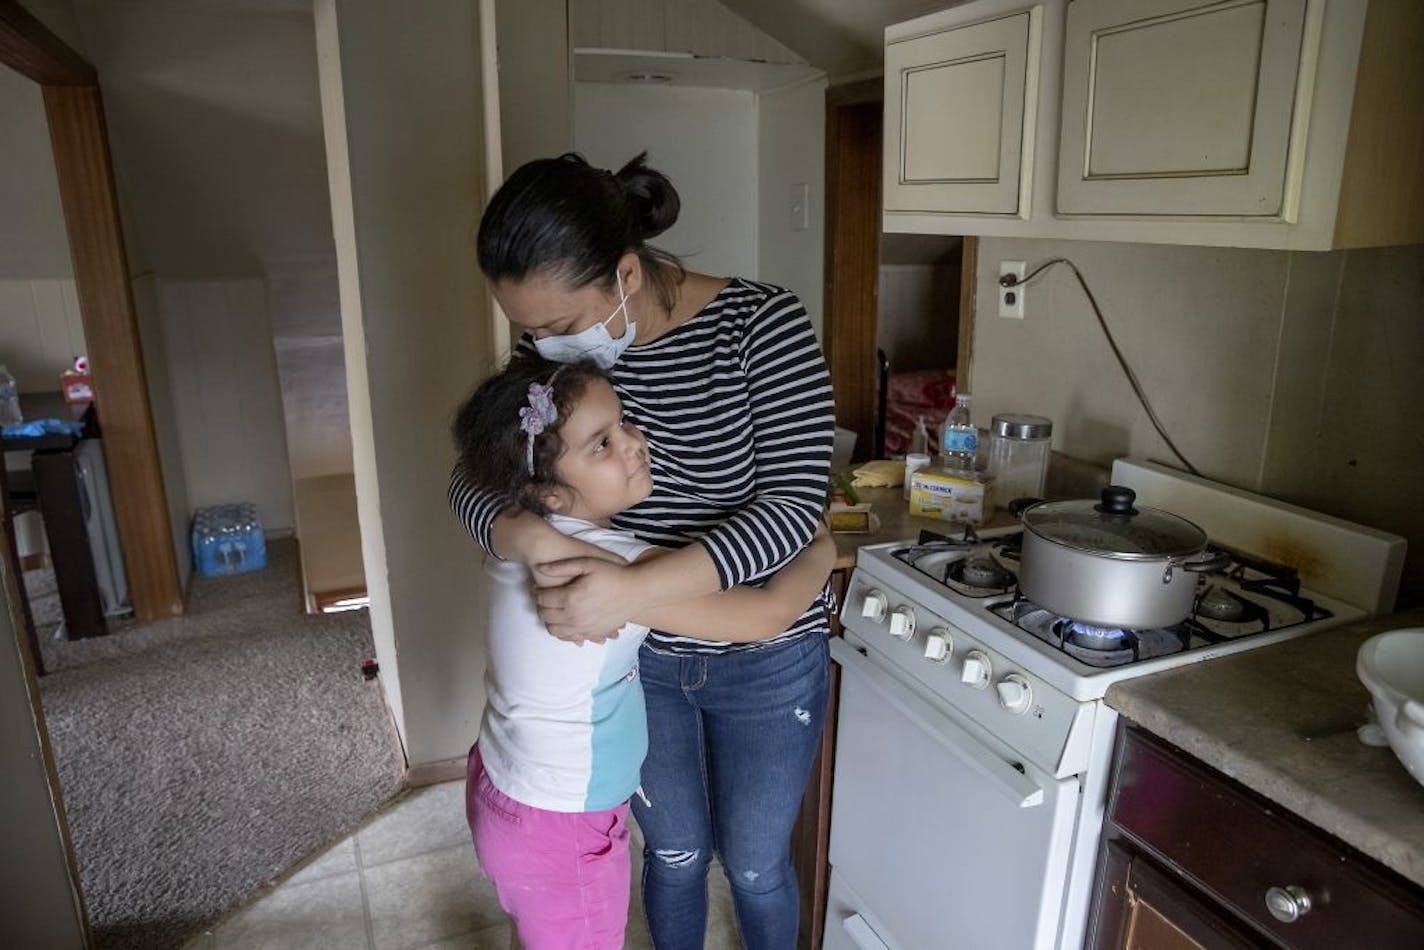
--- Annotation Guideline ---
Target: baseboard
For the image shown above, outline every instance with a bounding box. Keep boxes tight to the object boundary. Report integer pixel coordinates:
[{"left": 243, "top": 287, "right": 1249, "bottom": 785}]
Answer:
[{"left": 405, "top": 756, "right": 466, "bottom": 788}]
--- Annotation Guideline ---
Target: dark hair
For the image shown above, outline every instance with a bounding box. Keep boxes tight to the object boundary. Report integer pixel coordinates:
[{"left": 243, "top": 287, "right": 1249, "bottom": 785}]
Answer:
[
  {"left": 452, "top": 353, "right": 608, "bottom": 516},
  {"left": 477, "top": 152, "right": 687, "bottom": 312}
]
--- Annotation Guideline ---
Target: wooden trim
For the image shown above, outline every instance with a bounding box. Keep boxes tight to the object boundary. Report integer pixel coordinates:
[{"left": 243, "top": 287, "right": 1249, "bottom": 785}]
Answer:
[
  {"left": 955, "top": 236, "right": 978, "bottom": 391},
  {"left": 793, "top": 569, "right": 847, "bottom": 950},
  {"left": 406, "top": 757, "right": 464, "bottom": 788},
  {"left": 823, "top": 96, "right": 882, "bottom": 461},
  {"left": 0, "top": 0, "right": 94, "bottom": 84},
  {"left": 313, "top": 584, "right": 370, "bottom": 614},
  {"left": 825, "top": 75, "right": 882, "bottom": 107},
  {"left": 43, "top": 84, "right": 183, "bottom": 622}
]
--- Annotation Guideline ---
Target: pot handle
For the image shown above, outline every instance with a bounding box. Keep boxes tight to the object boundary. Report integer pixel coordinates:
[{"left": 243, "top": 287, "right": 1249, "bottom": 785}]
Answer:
[
  {"left": 1007, "top": 497, "right": 1044, "bottom": 518},
  {"left": 1161, "top": 550, "right": 1233, "bottom": 584}
]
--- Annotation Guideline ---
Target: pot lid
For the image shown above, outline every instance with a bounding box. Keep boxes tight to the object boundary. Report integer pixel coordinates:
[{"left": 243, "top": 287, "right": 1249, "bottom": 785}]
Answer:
[{"left": 1022, "top": 486, "right": 1207, "bottom": 559}]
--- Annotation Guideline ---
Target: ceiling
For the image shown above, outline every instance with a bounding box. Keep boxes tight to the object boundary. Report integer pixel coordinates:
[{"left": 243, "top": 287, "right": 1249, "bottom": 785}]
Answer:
[{"left": 716, "top": 0, "right": 959, "bottom": 80}]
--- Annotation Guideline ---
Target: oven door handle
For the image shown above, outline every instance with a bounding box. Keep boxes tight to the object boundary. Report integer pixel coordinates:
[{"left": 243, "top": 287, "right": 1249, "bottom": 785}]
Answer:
[
  {"left": 842, "top": 913, "right": 892, "bottom": 950},
  {"left": 830, "top": 638, "right": 1045, "bottom": 808}
]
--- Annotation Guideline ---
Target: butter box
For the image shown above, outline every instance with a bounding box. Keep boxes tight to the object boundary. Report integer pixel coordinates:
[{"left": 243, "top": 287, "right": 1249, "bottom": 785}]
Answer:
[{"left": 909, "top": 470, "right": 986, "bottom": 525}]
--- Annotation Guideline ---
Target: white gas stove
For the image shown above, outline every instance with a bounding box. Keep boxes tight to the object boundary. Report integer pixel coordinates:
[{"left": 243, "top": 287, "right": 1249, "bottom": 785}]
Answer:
[{"left": 821, "top": 459, "right": 1406, "bottom": 950}]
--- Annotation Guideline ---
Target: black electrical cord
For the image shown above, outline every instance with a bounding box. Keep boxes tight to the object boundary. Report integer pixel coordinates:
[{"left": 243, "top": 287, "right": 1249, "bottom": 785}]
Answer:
[{"left": 999, "top": 258, "right": 1202, "bottom": 477}]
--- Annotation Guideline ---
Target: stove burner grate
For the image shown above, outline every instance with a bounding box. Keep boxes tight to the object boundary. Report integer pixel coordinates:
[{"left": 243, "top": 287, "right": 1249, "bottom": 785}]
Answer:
[
  {"left": 989, "top": 597, "right": 1224, "bottom": 669},
  {"left": 891, "top": 527, "right": 1023, "bottom": 596},
  {"left": 950, "top": 555, "right": 1016, "bottom": 592}
]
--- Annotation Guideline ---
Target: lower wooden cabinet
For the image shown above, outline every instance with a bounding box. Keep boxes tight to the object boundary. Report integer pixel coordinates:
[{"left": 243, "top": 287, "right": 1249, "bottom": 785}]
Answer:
[
  {"left": 1088, "top": 724, "right": 1424, "bottom": 949},
  {"left": 791, "top": 568, "right": 846, "bottom": 950}
]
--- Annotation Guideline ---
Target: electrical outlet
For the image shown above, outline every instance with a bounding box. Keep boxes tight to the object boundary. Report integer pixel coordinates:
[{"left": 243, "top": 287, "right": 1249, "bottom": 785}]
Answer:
[{"left": 999, "top": 260, "right": 1026, "bottom": 318}]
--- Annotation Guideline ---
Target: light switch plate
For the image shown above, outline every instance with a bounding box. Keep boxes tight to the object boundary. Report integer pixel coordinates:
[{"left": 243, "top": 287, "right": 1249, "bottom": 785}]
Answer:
[
  {"left": 790, "top": 182, "right": 809, "bottom": 231},
  {"left": 999, "top": 260, "right": 1026, "bottom": 318}
]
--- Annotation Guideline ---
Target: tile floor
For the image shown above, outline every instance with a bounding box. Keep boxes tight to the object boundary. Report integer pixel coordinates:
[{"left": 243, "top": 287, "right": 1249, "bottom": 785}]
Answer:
[{"left": 180, "top": 780, "right": 741, "bottom": 949}]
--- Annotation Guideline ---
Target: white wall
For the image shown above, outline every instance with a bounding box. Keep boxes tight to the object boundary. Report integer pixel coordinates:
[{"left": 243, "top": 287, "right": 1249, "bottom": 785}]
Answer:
[
  {"left": 0, "top": 280, "right": 87, "bottom": 392},
  {"left": 0, "top": 68, "right": 70, "bottom": 280},
  {"left": 132, "top": 272, "right": 192, "bottom": 592},
  {"left": 496, "top": 0, "right": 572, "bottom": 175},
  {"left": 69, "top": 0, "right": 335, "bottom": 280},
  {"left": 575, "top": 82, "right": 758, "bottom": 279},
  {"left": 158, "top": 279, "right": 294, "bottom": 533},
  {"left": 758, "top": 76, "right": 827, "bottom": 336},
  {"left": 1, "top": 581, "right": 86, "bottom": 948},
  {"left": 316, "top": 0, "right": 494, "bottom": 766},
  {"left": 972, "top": 238, "right": 1424, "bottom": 603},
  {"left": 268, "top": 264, "right": 353, "bottom": 480}
]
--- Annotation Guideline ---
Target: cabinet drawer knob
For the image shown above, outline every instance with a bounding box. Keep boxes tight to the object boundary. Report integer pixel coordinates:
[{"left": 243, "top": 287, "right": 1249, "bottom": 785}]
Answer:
[{"left": 1265, "top": 885, "right": 1312, "bottom": 923}]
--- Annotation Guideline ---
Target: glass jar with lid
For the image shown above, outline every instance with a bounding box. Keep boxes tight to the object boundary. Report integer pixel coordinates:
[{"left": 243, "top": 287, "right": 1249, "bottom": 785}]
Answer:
[{"left": 986, "top": 413, "right": 1052, "bottom": 507}]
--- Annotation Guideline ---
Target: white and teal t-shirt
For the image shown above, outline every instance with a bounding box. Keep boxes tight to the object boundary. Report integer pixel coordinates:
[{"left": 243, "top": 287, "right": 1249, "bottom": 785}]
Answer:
[{"left": 477, "top": 514, "right": 653, "bottom": 813}]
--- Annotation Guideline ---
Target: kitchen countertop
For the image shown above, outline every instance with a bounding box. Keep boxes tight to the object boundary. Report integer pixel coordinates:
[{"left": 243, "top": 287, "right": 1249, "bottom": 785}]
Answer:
[
  {"left": 1105, "top": 608, "right": 1424, "bottom": 889},
  {"left": 829, "top": 482, "right": 1019, "bottom": 569}
]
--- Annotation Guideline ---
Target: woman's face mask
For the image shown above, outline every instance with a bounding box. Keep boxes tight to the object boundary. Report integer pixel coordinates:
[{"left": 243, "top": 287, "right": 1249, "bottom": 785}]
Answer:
[{"left": 532, "top": 271, "right": 635, "bottom": 369}]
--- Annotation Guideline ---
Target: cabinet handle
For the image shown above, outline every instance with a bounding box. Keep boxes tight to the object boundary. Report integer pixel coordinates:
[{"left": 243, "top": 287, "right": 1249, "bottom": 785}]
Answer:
[{"left": 1265, "top": 885, "right": 1312, "bottom": 923}]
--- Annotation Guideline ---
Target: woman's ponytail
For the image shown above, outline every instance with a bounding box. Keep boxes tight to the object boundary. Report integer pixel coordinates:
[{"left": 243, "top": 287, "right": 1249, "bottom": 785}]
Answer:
[{"left": 614, "top": 152, "right": 680, "bottom": 240}]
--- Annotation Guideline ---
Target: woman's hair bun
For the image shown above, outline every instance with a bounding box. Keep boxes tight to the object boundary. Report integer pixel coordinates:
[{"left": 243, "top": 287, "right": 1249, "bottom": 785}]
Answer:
[{"left": 614, "top": 152, "right": 680, "bottom": 240}]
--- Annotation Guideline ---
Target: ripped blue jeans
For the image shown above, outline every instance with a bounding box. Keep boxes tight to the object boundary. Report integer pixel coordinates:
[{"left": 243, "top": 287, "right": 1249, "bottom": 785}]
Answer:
[{"left": 631, "top": 632, "right": 830, "bottom": 949}]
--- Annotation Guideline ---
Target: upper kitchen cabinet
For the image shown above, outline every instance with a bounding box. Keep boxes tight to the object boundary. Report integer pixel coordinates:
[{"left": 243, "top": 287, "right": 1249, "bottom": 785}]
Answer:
[
  {"left": 1056, "top": 0, "right": 1307, "bottom": 218},
  {"left": 883, "top": 5, "right": 1042, "bottom": 216},
  {"left": 884, "top": 0, "right": 1424, "bottom": 250}
]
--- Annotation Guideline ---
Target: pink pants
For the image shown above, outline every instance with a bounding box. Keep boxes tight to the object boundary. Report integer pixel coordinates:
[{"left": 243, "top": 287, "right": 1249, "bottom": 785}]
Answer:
[{"left": 465, "top": 745, "right": 631, "bottom": 950}]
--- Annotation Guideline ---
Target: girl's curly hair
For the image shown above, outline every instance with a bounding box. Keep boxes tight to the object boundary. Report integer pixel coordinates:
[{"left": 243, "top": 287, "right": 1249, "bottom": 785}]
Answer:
[{"left": 452, "top": 352, "right": 608, "bottom": 517}]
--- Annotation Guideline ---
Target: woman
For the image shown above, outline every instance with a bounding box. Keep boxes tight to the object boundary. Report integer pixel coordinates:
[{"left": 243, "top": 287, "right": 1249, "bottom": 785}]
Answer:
[{"left": 450, "top": 152, "right": 835, "bottom": 948}]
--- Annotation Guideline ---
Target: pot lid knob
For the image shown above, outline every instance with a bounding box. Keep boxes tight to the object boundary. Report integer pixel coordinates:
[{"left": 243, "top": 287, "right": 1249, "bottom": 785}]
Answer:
[{"left": 1095, "top": 486, "right": 1138, "bottom": 516}]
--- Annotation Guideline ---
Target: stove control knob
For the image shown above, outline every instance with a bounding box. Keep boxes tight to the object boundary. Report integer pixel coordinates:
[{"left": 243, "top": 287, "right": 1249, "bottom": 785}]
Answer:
[
  {"left": 996, "top": 674, "right": 1033, "bottom": 715},
  {"left": 923, "top": 629, "right": 953, "bottom": 663},
  {"left": 860, "top": 589, "right": 888, "bottom": 622},
  {"left": 889, "top": 607, "right": 916, "bottom": 641},
  {"left": 961, "top": 650, "right": 992, "bottom": 689}
]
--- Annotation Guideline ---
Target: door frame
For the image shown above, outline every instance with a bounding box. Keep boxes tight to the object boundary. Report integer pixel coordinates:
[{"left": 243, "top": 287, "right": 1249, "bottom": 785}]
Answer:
[
  {"left": 1, "top": 1, "right": 183, "bottom": 628},
  {"left": 823, "top": 79, "right": 882, "bottom": 461}
]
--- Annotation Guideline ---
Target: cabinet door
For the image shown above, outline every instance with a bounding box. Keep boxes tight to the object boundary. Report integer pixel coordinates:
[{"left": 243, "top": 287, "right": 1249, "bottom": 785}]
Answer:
[
  {"left": 1090, "top": 843, "right": 1260, "bottom": 950},
  {"left": 1057, "top": 0, "right": 1309, "bottom": 217},
  {"left": 883, "top": 7, "right": 1042, "bottom": 217}
]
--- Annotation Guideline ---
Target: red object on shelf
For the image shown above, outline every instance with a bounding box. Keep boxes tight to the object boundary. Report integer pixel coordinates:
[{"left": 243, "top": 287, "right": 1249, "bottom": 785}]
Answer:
[{"left": 61, "top": 370, "right": 93, "bottom": 404}]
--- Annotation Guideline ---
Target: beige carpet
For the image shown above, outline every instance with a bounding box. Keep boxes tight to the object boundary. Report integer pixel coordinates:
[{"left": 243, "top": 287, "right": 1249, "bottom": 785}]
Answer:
[{"left": 37, "top": 539, "right": 405, "bottom": 950}]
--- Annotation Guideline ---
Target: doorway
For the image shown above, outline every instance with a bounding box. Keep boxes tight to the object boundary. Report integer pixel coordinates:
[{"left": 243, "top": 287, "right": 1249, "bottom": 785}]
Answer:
[
  {"left": 0, "top": 2, "right": 183, "bottom": 681},
  {"left": 823, "top": 80, "right": 977, "bottom": 463}
]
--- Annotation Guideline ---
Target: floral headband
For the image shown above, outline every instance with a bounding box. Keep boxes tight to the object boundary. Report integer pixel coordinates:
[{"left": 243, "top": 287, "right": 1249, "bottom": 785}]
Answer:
[{"left": 519, "top": 369, "right": 562, "bottom": 476}]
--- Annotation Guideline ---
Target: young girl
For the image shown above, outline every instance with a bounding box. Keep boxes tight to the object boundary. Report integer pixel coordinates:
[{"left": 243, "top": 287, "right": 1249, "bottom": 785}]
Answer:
[{"left": 451, "top": 352, "right": 833, "bottom": 950}]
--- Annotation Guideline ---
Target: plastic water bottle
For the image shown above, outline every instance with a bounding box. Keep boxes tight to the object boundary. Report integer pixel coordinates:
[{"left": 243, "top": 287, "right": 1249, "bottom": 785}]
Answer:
[
  {"left": 909, "top": 416, "right": 929, "bottom": 456},
  {"left": 0, "top": 365, "right": 22, "bottom": 428},
  {"left": 940, "top": 393, "right": 978, "bottom": 474}
]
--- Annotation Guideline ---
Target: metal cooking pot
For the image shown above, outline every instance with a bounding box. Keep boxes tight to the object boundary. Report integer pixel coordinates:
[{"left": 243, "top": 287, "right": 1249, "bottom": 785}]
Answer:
[{"left": 1017, "top": 486, "right": 1228, "bottom": 629}]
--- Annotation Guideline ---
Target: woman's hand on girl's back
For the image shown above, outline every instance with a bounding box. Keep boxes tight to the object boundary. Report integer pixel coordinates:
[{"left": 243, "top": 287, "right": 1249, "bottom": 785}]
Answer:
[{"left": 533, "top": 557, "right": 642, "bottom": 641}]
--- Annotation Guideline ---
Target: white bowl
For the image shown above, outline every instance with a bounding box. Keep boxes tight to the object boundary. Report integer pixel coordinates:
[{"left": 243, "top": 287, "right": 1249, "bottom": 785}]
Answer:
[{"left": 1357, "top": 628, "right": 1424, "bottom": 788}]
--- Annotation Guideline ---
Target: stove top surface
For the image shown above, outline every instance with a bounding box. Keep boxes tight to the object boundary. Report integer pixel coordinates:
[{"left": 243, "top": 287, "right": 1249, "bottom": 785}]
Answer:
[{"left": 869, "top": 524, "right": 1357, "bottom": 690}]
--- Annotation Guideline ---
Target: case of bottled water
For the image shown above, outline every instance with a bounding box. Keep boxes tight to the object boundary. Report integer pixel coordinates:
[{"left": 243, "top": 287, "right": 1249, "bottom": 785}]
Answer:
[{"left": 192, "top": 503, "right": 267, "bottom": 576}]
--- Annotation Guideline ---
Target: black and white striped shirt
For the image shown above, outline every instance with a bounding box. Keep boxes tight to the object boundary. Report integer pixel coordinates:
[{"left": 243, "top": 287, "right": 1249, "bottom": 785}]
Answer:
[{"left": 449, "top": 278, "right": 836, "bottom": 653}]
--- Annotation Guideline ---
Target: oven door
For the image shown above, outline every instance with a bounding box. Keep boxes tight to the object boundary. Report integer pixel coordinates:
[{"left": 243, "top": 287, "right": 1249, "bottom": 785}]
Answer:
[{"left": 828, "top": 636, "right": 1082, "bottom": 950}]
